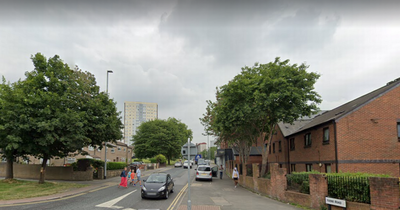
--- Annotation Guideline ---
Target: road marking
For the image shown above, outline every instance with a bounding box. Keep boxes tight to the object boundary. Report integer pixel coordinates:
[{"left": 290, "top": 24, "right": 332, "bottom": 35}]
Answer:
[
  {"left": 96, "top": 190, "right": 137, "bottom": 209},
  {"left": 0, "top": 192, "right": 87, "bottom": 207},
  {"left": 167, "top": 183, "right": 188, "bottom": 210},
  {"left": 89, "top": 185, "right": 114, "bottom": 192}
]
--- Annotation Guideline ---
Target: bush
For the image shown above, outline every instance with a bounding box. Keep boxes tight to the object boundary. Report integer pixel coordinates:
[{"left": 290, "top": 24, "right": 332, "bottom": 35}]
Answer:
[
  {"left": 154, "top": 154, "right": 167, "bottom": 164},
  {"left": 150, "top": 158, "right": 157, "bottom": 163},
  {"left": 107, "top": 162, "right": 127, "bottom": 170},
  {"left": 73, "top": 158, "right": 105, "bottom": 171}
]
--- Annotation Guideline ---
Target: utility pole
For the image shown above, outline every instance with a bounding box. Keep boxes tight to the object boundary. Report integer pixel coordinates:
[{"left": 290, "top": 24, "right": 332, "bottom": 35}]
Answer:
[
  {"left": 187, "top": 138, "right": 191, "bottom": 210},
  {"left": 104, "top": 70, "right": 113, "bottom": 179}
]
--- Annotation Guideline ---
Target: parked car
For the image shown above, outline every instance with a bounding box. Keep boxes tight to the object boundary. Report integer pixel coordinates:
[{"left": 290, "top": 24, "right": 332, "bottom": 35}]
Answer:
[
  {"left": 197, "top": 158, "right": 206, "bottom": 166},
  {"left": 195, "top": 165, "right": 218, "bottom": 181},
  {"left": 141, "top": 173, "right": 174, "bottom": 199},
  {"left": 174, "top": 161, "right": 182, "bottom": 167},
  {"left": 205, "top": 160, "right": 211, "bottom": 165},
  {"left": 183, "top": 160, "right": 192, "bottom": 169}
]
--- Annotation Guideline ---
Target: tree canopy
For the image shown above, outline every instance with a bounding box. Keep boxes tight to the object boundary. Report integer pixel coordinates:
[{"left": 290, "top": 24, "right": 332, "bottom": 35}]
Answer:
[
  {"left": 133, "top": 117, "right": 192, "bottom": 164},
  {"left": 201, "top": 57, "right": 321, "bottom": 174},
  {"left": 0, "top": 53, "right": 123, "bottom": 183}
]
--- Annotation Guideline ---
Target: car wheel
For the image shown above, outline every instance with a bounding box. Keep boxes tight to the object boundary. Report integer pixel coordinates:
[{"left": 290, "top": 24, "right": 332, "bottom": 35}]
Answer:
[
  {"left": 141, "top": 195, "right": 145, "bottom": 199},
  {"left": 165, "top": 190, "right": 169, "bottom": 199}
]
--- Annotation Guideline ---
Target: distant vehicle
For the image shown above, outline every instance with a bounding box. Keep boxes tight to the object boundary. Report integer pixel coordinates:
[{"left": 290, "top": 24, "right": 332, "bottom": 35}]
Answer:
[
  {"left": 174, "top": 161, "right": 182, "bottom": 167},
  {"left": 141, "top": 173, "right": 174, "bottom": 199},
  {"left": 195, "top": 154, "right": 202, "bottom": 164},
  {"left": 195, "top": 165, "right": 218, "bottom": 181},
  {"left": 183, "top": 160, "right": 192, "bottom": 169},
  {"left": 197, "top": 158, "right": 206, "bottom": 165},
  {"left": 130, "top": 162, "right": 143, "bottom": 168},
  {"left": 205, "top": 160, "right": 211, "bottom": 165}
]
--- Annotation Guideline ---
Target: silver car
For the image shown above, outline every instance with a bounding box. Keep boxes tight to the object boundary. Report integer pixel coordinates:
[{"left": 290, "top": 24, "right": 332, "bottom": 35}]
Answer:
[
  {"left": 174, "top": 161, "right": 182, "bottom": 167},
  {"left": 196, "top": 165, "right": 213, "bottom": 181}
]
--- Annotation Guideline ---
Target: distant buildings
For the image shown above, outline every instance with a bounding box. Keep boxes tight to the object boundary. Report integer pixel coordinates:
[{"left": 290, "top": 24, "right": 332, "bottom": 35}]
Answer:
[
  {"left": 124, "top": 101, "right": 158, "bottom": 144},
  {"left": 197, "top": 142, "right": 207, "bottom": 153}
]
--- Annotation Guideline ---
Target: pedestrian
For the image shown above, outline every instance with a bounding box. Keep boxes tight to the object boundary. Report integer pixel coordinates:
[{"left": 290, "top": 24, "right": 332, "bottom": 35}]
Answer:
[
  {"left": 134, "top": 165, "right": 142, "bottom": 187},
  {"left": 219, "top": 164, "right": 224, "bottom": 179},
  {"left": 232, "top": 167, "right": 239, "bottom": 188},
  {"left": 130, "top": 168, "right": 135, "bottom": 185},
  {"left": 127, "top": 168, "right": 132, "bottom": 186},
  {"left": 118, "top": 167, "right": 128, "bottom": 188}
]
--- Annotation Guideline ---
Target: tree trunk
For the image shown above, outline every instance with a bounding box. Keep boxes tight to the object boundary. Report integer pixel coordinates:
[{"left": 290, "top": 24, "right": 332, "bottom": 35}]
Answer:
[
  {"left": 39, "top": 156, "right": 48, "bottom": 184},
  {"left": 5, "top": 157, "right": 14, "bottom": 179},
  {"left": 261, "top": 124, "right": 275, "bottom": 176}
]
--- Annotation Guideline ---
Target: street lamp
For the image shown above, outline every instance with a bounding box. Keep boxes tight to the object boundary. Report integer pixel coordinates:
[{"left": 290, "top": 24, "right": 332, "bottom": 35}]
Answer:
[{"left": 104, "top": 70, "right": 113, "bottom": 179}]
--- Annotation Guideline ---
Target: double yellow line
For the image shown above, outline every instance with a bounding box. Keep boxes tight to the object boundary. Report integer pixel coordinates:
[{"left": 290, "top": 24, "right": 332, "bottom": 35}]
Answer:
[{"left": 167, "top": 183, "right": 188, "bottom": 210}]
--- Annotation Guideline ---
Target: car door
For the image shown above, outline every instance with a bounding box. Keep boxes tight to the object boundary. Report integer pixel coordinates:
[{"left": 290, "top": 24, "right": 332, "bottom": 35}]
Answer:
[
  {"left": 167, "top": 175, "right": 172, "bottom": 191},
  {"left": 211, "top": 166, "right": 218, "bottom": 177}
]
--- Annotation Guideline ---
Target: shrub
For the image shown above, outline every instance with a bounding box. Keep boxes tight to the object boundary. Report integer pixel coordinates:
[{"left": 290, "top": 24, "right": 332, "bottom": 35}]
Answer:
[
  {"left": 154, "top": 154, "right": 167, "bottom": 164},
  {"left": 150, "top": 158, "right": 157, "bottom": 163},
  {"left": 107, "top": 162, "right": 127, "bottom": 170},
  {"left": 73, "top": 158, "right": 105, "bottom": 171}
]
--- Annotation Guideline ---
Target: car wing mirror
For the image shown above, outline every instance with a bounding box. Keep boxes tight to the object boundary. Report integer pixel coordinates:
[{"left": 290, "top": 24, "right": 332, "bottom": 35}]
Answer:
[{"left": 143, "top": 179, "right": 146, "bottom": 182}]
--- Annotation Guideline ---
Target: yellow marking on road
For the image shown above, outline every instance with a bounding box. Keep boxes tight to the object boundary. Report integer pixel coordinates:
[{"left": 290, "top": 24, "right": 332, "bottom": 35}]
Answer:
[
  {"left": 0, "top": 192, "right": 87, "bottom": 207},
  {"left": 167, "top": 183, "right": 188, "bottom": 210},
  {"left": 89, "top": 185, "right": 114, "bottom": 192}
]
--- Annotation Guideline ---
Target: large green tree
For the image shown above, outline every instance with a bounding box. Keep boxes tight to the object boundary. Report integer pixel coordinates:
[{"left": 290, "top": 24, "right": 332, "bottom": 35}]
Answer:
[
  {"left": 133, "top": 118, "right": 192, "bottom": 164},
  {"left": 0, "top": 53, "right": 123, "bottom": 183},
  {"left": 201, "top": 57, "right": 321, "bottom": 175}
]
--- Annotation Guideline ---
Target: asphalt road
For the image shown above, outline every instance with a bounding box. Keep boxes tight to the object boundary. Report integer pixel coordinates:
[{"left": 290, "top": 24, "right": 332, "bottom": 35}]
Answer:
[{"left": 1, "top": 167, "right": 196, "bottom": 210}]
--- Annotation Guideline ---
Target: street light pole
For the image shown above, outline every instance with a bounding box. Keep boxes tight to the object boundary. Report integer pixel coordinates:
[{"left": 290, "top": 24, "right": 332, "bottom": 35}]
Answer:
[{"left": 104, "top": 70, "right": 113, "bottom": 179}]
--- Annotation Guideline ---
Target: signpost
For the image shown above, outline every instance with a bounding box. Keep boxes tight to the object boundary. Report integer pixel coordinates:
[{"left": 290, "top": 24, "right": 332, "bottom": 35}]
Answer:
[{"left": 182, "top": 140, "right": 196, "bottom": 210}]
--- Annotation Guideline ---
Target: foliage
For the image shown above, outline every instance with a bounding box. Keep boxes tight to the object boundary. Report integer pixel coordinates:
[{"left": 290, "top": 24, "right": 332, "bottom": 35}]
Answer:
[
  {"left": 200, "top": 146, "right": 217, "bottom": 160},
  {"left": 287, "top": 173, "right": 310, "bottom": 194},
  {"left": 72, "top": 158, "right": 104, "bottom": 171},
  {"left": 0, "top": 53, "right": 123, "bottom": 183},
  {"left": 327, "top": 175, "right": 370, "bottom": 203},
  {"left": 154, "top": 154, "right": 167, "bottom": 163},
  {"left": 150, "top": 158, "right": 157, "bottom": 163},
  {"left": 106, "top": 162, "right": 127, "bottom": 170},
  {"left": 200, "top": 58, "right": 321, "bottom": 175},
  {"left": 133, "top": 118, "right": 192, "bottom": 165}
]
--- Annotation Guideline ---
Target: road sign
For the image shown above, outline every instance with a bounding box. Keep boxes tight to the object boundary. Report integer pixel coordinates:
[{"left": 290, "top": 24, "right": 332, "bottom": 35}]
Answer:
[{"left": 181, "top": 142, "right": 197, "bottom": 160}]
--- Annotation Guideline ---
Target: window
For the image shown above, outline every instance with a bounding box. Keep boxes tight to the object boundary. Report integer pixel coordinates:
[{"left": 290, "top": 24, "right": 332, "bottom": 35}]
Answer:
[
  {"left": 278, "top": 141, "right": 282, "bottom": 152},
  {"left": 304, "top": 133, "right": 312, "bottom": 147},
  {"left": 325, "top": 164, "right": 332, "bottom": 173},
  {"left": 111, "top": 148, "right": 115, "bottom": 153},
  {"left": 88, "top": 146, "right": 94, "bottom": 151},
  {"left": 306, "top": 164, "right": 312, "bottom": 172},
  {"left": 290, "top": 138, "right": 295, "bottom": 151},
  {"left": 67, "top": 157, "right": 76, "bottom": 164},
  {"left": 269, "top": 144, "right": 271, "bottom": 154},
  {"left": 323, "top": 128, "right": 330, "bottom": 144},
  {"left": 118, "top": 147, "right": 121, "bottom": 151},
  {"left": 397, "top": 122, "right": 400, "bottom": 141},
  {"left": 124, "top": 148, "right": 126, "bottom": 152},
  {"left": 272, "top": 143, "right": 275, "bottom": 153},
  {"left": 97, "top": 147, "right": 101, "bottom": 152},
  {"left": 291, "top": 164, "right": 296, "bottom": 172}
]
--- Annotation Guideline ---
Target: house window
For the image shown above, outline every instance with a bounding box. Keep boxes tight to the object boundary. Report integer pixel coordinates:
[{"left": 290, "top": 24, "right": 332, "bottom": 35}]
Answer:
[
  {"left": 97, "top": 147, "right": 101, "bottom": 152},
  {"left": 124, "top": 148, "right": 126, "bottom": 152},
  {"left": 290, "top": 138, "right": 295, "bottom": 151},
  {"left": 88, "top": 146, "right": 94, "bottom": 151},
  {"left": 304, "top": 133, "right": 312, "bottom": 147},
  {"left": 272, "top": 143, "right": 275, "bottom": 153},
  {"left": 278, "top": 141, "right": 282, "bottom": 152},
  {"left": 323, "top": 128, "right": 330, "bottom": 144},
  {"left": 118, "top": 147, "right": 121, "bottom": 151},
  {"left": 306, "top": 164, "right": 312, "bottom": 172},
  {"left": 397, "top": 122, "right": 400, "bottom": 141},
  {"left": 291, "top": 164, "right": 296, "bottom": 172},
  {"left": 111, "top": 149, "right": 115, "bottom": 153},
  {"left": 325, "top": 164, "right": 332, "bottom": 173},
  {"left": 67, "top": 157, "right": 76, "bottom": 164},
  {"left": 269, "top": 144, "right": 271, "bottom": 154}
]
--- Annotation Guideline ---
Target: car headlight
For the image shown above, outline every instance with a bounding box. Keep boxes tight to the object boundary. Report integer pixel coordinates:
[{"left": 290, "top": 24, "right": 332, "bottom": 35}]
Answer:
[
  {"left": 142, "top": 186, "right": 147, "bottom": 191},
  {"left": 158, "top": 186, "right": 165, "bottom": 191}
]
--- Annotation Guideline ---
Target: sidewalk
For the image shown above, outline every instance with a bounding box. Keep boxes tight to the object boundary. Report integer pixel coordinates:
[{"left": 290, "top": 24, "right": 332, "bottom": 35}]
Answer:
[
  {"left": 177, "top": 171, "right": 301, "bottom": 210},
  {"left": 0, "top": 165, "right": 173, "bottom": 205}
]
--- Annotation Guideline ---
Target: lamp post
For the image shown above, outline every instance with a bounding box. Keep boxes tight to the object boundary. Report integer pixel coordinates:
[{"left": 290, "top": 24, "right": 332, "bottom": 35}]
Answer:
[{"left": 104, "top": 70, "right": 113, "bottom": 179}]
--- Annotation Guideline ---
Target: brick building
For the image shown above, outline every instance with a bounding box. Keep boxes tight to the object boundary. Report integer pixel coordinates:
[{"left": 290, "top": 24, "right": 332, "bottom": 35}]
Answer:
[{"left": 268, "top": 79, "right": 400, "bottom": 176}]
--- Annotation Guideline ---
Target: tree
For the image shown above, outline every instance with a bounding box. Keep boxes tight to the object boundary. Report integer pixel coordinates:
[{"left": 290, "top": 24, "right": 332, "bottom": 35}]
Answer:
[
  {"left": 133, "top": 118, "right": 192, "bottom": 164},
  {"left": 0, "top": 53, "right": 123, "bottom": 183},
  {"left": 201, "top": 57, "right": 321, "bottom": 175}
]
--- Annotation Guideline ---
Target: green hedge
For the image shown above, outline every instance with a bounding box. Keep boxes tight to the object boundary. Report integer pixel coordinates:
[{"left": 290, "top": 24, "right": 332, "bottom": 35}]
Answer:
[
  {"left": 150, "top": 158, "right": 157, "bottom": 163},
  {"left": 107, "top": 162, "right": 127, "bottom": 170}
]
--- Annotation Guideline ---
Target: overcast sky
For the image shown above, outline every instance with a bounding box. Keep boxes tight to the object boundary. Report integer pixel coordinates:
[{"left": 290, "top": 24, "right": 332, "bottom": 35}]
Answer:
[{"left": 1, "top": 0, "right": 399, "bottom": 145}]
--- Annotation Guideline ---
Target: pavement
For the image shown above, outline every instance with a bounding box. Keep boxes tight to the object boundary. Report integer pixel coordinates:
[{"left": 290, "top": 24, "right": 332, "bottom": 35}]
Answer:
[
  {"left": 177, "top": 164, "right": 301, "bottom": 210},
  {"left": 0, "top": 165, "right": 173, "bottom": 205}
]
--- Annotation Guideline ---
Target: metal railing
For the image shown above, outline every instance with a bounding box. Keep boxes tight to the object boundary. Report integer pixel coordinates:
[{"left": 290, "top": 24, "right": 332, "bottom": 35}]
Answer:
[{"left": 327, "top": 175, "right": 370, "bottom": 204}]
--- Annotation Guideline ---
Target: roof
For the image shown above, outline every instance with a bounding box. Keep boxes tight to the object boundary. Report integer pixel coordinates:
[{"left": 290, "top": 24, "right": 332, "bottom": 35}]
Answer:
[
  {"left": 232, "top": 146, "right": 263, "bottom": 156},
  {"left": 278, "top": 110, "right": 327, "bottom": 137},
  {"left": 286, "top": 79, "right": 400, "bottom": 136}
]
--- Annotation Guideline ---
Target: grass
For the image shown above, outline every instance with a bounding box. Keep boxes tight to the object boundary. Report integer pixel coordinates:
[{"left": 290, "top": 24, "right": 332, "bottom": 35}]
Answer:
[{"left": 0, "top": 179, "right": 89, "bottom": 200}]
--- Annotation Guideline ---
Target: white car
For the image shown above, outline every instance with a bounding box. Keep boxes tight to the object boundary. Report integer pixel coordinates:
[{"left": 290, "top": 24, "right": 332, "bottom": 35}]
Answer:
[
  {"left": 196, "top": 165, "right": 214, "bottom": 181},
  {"left": 174, "top": 161, "right": 182, "bottom": 167},
  {"left": 183, "top": 160, "right": 192, "bottom": 169}
]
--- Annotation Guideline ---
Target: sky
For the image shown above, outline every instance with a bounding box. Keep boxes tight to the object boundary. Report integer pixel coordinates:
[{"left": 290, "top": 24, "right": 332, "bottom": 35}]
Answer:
[{"left": 1, "top": 0, "right": 400, "bottom": 145}]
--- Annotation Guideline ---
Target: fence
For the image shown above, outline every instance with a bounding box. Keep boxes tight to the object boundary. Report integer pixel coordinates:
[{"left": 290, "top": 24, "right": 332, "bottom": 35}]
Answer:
[
  {"left": 327, "top": 175, "right": 371, "bottom": 204},
  {"left": 286, "top": 173, "right": 310, "bottom": 194}
]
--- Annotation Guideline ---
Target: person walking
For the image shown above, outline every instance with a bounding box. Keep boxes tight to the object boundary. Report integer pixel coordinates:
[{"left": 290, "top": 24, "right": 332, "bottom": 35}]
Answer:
[
  {"left": 134, "top": 165, "right": 142, "bottom": 187},
  {"left": 118, "top": 167, "right": 128, "bottom": 188},
  {"left": 219, "top": 164, "right": 224, "bottom": 179},
  {"left": 130, "top": 168, "right": 135, "bottom": 185},
  {"left": 127, "top": 168, "right": 132, "bottom": 186},
  {"left": 232, "top": 167, "right": 239, "bottom": 188}
]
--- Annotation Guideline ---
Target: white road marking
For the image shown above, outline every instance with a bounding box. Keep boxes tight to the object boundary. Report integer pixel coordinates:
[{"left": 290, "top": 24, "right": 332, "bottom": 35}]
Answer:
[{"left": 96, "top": 190, "right": 137, "bottom": 209}]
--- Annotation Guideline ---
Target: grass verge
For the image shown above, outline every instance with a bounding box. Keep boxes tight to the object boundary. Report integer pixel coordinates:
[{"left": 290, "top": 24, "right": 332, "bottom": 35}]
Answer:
[{"left": 0, "top": 179, "right": 89, "bottom": 200}]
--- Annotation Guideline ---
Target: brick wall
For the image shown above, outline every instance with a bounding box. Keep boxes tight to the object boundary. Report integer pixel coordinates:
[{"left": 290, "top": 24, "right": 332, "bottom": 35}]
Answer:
[
  {"left": 336, "top": 85, "right": 400, "bottom": 177},
  {"left": 369, "top": 177, "right": 400, "bottom": 210}
]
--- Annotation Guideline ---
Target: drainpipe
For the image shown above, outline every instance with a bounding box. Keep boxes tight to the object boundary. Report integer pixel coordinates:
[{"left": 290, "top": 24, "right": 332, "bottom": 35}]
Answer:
[
  {"left": 287, "top": 137, "right": 290, "bottom": 174},
  {"left": 333, "top": 121, "right": 339, "bottom": 173}
]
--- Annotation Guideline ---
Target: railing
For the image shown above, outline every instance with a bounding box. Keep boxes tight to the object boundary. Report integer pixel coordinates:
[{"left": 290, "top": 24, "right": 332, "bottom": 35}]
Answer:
[
  {"left": 286, "top": 173, "right": 310, "bottom": 194},
  {"left": 327, "top": 175, "right": 370, "bottom": 204}
]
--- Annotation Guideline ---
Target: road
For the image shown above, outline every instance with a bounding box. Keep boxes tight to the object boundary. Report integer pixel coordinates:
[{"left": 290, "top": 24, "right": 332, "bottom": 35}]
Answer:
[{"left": 1, "top": 167, "right": 195, "bottom": 210}]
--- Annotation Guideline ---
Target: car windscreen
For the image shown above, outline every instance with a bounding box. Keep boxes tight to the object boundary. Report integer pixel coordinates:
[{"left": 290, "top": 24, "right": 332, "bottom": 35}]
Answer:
[
  {"left": 198, "top": 167, "right": 211, "bottom": 171},
  {"left": 146, "top": 174, "right": 166, "bottom": 183}
]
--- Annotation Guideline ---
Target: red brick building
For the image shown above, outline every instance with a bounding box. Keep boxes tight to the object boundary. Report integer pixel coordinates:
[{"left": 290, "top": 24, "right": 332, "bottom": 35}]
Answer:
[{"left": 269, "top": 80, "right": 400, "bottom": 176}]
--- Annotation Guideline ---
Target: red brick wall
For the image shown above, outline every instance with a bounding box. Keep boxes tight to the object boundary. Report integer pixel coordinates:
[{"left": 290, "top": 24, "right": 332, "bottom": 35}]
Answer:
[
  {"left": 285, "top": 191, "right": 311, "bottom": 207},
  {"left": 268, "top": 125, "right": 289, "bottom": 168},
  {"left": 309, "top": 174, "right": 328, "bottom": 209},
  {"left": 369, "top": 177, "right": 400, "bottom": 210},
  {"left": 336, "top": 85, "right": 400, "bottom": 177}
]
